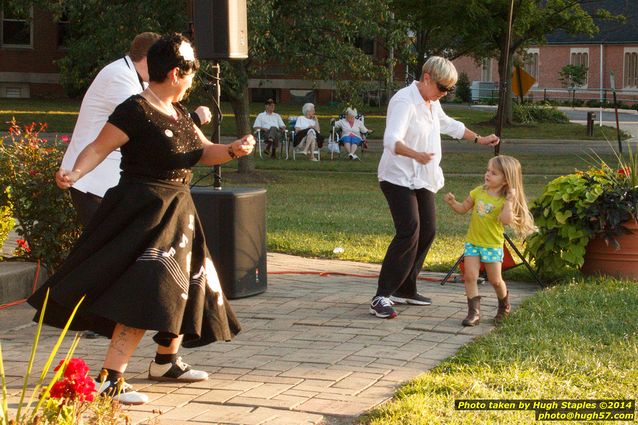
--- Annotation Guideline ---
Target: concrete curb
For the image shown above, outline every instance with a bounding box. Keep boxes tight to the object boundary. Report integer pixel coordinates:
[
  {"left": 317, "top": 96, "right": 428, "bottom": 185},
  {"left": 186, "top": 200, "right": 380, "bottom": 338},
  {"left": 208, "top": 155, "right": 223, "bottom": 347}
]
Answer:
[{"left": 0, "top": 260, "right": 46, "bottom": 305}]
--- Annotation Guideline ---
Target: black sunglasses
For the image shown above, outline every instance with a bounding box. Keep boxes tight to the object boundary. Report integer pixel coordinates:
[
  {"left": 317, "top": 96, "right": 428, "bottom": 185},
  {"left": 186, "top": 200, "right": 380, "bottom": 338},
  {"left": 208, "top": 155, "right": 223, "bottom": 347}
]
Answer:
[{"left": 435, "top": 81, "right": 455, "bottom": 93}]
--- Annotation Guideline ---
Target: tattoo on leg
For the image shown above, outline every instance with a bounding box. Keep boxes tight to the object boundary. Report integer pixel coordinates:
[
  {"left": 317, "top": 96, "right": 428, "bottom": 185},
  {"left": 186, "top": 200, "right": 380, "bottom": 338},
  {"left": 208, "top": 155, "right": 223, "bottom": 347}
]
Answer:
[{"left": 110, "top": 326, "right": 143, "bottom": 356}]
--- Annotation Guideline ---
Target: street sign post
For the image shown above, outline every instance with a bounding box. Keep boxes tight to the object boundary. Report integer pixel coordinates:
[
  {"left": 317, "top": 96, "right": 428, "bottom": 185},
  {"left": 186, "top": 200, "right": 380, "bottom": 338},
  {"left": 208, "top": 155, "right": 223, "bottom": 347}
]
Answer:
[
  {"left": 511, "top": 66, "right": 536, "bottom": 101},
  {"left": 610, "top": 71, "right": 622, "bottom": 154}
]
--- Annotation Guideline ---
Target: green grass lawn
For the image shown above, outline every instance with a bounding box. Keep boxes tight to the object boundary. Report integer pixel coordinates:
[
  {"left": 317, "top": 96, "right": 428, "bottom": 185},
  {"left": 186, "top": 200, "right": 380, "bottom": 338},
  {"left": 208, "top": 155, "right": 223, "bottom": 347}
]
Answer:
[
  {"left": 195, "top": 152, "right": 635, "bottom": 424},
  {"left": 361, "top": 277, "right": 638, "bottom": 425},
  {"left": 195, "top": 148, "right": 615, "bottom": 283},
  {"left": 0, "top": 98, "right": 627, "bottom": 140}
]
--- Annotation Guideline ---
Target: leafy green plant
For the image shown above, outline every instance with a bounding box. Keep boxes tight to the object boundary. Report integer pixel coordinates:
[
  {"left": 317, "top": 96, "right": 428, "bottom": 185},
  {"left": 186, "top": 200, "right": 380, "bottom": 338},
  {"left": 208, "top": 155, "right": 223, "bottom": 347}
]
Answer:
[
  {"left": 512, "top": 102, "right": 569, "bottom": 124},
  {"left": 454, "top": 72, "right": 472, "bottom": 103},
  {"left": 0, "top": 119, "right": 82, "bottom": 271},
  {"left": 559, "top": 64, "right": 588, "bottom": 107},
  {"left": 525, "top": 155, "right": 638, "bottom": 276},
  {"left": 0, "top": 292, "right": 130, "bottom": 424},
  {"left": 0, "top": 187, "right": 14, "bottom": 256}
]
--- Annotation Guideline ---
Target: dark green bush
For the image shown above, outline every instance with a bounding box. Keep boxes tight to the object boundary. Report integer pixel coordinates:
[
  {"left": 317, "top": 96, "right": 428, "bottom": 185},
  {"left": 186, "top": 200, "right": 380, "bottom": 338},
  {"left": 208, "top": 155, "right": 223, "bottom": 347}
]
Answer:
[
  {"left": 512, "top": 102, "right": 569, "bottom": 124},
  {"left": 454, "top": 72, "right": 472, "bottom": 103}
]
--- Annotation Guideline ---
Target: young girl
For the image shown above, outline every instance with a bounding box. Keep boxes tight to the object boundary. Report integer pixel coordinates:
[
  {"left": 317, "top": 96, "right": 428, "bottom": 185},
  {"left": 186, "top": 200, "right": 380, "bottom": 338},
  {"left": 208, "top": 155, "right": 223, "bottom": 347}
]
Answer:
[{"left": 444, "top": 155, "right": 535, "bottom": 326}]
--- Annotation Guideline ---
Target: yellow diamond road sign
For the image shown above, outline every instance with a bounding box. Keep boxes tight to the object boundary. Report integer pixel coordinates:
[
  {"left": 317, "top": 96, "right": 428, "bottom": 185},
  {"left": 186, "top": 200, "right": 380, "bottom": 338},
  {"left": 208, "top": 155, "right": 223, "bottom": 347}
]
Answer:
[{"left": 512, "top": 66, "right": 536, "bottom": 97}]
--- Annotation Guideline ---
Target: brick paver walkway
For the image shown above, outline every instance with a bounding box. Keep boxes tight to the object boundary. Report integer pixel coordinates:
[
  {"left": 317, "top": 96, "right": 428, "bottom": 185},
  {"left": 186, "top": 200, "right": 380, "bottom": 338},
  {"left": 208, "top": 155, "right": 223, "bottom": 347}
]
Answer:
[{"left": 1, "top": 253, "right": 539, "bottom": 424}]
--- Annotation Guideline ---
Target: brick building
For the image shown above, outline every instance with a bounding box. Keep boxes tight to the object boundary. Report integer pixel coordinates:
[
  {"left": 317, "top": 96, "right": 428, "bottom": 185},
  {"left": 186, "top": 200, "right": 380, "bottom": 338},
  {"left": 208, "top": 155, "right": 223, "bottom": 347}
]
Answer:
[
  {"left": 452, "top": 0, "right": 638, "bottom": 105},
  {"left": 0, "top": 4, "right": 392, "bottom": 104},
  {"left": 0, "top": 5, "right": 68, "bottom": 98}
]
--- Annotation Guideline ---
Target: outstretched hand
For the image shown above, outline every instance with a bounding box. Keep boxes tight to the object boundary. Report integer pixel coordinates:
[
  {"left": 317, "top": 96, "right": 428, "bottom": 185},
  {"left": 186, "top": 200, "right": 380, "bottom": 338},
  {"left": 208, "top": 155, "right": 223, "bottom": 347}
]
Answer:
[
  {"left": 195, "top": 106, "right": 212, "bottom": 125},
  {"left": 478, "top": 134, "right": 500, "bottom": 146},
  {"left": 231, "top": 134, "right": 256, "bottom": 157},
  {"left": 444, "top": 192, "right": 456, "bottom": 205},
  {"left": 55, "top": 169, "right": 80, "bottom": 189}
]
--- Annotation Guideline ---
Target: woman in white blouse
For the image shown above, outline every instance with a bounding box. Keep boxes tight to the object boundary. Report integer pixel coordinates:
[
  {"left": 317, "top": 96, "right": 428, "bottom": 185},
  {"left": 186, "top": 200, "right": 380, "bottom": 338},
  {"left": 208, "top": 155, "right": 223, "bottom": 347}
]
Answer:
[
  {"left": 334, "top": 107, "right": 369, "bottom": 160},
  {"left": 370, "top": 56, "right": 500, "bottom": 320},
  {"left": 293, "top": 103, "right": 324, "bottom": 161}
]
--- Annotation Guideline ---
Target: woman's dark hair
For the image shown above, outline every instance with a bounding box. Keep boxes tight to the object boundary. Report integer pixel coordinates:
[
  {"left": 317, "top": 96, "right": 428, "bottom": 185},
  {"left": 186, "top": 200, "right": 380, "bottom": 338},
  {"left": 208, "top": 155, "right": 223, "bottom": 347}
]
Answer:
[{"left": 147, "top": 33, "right": 200, "bottom": 82}]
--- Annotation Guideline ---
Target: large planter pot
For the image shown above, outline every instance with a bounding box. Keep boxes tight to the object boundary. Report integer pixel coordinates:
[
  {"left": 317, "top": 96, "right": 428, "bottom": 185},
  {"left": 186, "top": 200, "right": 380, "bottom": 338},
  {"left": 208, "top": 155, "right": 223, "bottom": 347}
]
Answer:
[{"left": 582, "top": 220, "right": 638, "bottom": 280}]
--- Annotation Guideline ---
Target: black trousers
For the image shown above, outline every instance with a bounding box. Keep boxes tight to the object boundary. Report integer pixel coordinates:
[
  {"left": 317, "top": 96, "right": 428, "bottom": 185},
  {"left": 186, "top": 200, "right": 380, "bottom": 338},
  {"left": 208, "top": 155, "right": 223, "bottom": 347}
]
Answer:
[
  {"left": 69, "top": 187, "right": 103, "bottom": 227},
  {"left": 376, "top": 181, "right": 436, "bottom": 298}
]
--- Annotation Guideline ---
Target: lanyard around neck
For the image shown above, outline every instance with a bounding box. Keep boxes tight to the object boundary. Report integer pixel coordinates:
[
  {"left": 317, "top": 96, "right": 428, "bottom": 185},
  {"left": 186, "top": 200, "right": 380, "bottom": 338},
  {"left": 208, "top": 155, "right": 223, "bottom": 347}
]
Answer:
[{"left": 123, "top": 56, "right": 145, "bottom": 91}]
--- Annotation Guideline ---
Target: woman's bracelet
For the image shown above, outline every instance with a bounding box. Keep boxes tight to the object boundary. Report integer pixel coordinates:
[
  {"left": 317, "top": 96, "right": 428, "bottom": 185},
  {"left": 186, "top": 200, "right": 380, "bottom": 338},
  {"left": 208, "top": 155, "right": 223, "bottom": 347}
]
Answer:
[{"left": 228, "top": 144, "right": 237, "bottom": 159}]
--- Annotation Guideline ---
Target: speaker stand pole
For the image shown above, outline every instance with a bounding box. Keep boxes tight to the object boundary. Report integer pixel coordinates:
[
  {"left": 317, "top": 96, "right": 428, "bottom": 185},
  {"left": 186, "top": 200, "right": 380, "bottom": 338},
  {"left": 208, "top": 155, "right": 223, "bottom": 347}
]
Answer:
[{"left": 212, "top": 62, "right": 222, "bottom": 190}]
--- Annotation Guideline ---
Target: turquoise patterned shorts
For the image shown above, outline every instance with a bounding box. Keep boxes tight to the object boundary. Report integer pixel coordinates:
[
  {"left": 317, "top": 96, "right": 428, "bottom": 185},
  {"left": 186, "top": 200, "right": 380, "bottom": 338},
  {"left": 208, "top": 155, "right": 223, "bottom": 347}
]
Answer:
[{"left": 464, "top": 242, "right": 504, "bottom": 263}]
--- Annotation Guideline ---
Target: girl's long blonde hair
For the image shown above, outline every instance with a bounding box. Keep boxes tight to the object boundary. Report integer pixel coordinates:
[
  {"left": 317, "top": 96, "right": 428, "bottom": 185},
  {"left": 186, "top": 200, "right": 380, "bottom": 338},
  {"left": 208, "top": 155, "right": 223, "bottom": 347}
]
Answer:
[{"left": 488, "top": 155, "right": 536, "bottom": 237}]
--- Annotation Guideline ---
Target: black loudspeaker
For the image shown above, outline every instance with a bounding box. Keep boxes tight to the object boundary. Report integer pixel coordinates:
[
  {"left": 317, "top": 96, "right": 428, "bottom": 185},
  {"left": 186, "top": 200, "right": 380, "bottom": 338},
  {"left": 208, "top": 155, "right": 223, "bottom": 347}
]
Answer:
[
  {"left": 192, "top": 0, "right": 248, "bottom": 60},
  {"left": 191, "top": 187, "right": 267, "bottom": 299}
]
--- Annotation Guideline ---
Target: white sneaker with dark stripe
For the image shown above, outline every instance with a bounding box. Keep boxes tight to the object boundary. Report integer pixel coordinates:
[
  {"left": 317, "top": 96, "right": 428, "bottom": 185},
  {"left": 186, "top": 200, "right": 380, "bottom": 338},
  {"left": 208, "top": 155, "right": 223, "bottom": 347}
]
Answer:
[
  {"left": 389, "top": 293, "right": 432, "bottom": 305},
  {"left": 94, "top": 378, "right": 149, "bottom": 405},
  {"left": 148, "top": 357, "right": 208, "bottom": 382}
]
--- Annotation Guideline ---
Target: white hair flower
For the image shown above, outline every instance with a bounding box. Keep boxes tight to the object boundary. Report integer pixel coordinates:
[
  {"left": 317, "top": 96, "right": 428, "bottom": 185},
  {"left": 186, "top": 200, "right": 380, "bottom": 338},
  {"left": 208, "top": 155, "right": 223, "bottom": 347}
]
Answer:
[{"left": 178, "top": 41, "right": 195, "bottom": 61}]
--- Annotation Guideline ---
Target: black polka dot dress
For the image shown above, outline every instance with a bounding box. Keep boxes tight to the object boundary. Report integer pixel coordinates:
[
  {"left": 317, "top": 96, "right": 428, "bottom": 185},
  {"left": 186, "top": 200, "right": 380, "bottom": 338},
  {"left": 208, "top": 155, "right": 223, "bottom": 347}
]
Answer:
[{"left": 28, "top": 95, "right": 241, "bottom": 348}]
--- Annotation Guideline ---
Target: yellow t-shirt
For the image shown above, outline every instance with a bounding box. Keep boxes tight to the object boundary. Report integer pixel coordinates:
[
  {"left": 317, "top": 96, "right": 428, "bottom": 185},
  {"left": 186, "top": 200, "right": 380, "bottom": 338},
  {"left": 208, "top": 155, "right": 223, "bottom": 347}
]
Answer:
[{"left": 466, "top": 186, "right": 506, "bottom": 248}]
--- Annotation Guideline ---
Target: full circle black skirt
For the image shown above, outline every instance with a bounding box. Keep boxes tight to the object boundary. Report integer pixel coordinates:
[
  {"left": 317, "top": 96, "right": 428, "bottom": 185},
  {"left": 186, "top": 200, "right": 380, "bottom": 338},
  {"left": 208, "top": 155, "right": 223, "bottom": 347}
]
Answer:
[{"left": 28, "top": 177, "right": 241, "bottom": 348}]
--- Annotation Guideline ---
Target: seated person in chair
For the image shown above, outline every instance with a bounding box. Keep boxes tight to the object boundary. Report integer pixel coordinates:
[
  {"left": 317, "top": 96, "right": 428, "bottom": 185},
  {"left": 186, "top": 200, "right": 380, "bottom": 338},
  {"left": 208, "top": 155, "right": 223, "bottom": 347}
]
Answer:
[
  {"left": 334, "top": 107, "right": 369, "bottom": 160},
  {"left": 294, "top": 103, "right": 324, "bottom": 162},
  {"left": 253, "top": 98, "right": 286, "bottom": 158}
]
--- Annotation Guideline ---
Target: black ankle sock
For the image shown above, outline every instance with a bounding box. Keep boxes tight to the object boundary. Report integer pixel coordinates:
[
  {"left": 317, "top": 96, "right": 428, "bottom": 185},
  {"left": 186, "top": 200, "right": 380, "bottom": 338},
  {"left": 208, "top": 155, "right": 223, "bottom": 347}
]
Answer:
[
  {"left": 96, "top": 368, "right": 122, "bottom": 383},
  {"left": 154, "top": 353, "right": 178, "bottom": 365}
]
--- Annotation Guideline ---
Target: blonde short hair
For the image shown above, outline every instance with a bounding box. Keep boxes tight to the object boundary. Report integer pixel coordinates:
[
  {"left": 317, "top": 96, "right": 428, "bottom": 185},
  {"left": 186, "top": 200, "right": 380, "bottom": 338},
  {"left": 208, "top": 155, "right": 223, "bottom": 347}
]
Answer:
[
  {"left": 421, "top": 56, "right": 458, "bottom": 87},
  {"left": 302, "top": 103, "right": 315, "bottom": 116}
]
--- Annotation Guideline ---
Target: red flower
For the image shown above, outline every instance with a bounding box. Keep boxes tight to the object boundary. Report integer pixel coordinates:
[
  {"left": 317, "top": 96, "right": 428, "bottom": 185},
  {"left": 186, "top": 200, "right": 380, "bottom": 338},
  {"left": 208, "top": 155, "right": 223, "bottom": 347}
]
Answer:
[
  {"left": 60, "top": 135, "right": 70, "bottom": 143},
  {"left": 16, "top": 239, "right": 30, "bottom": 253},
  {"left": 50, "top": 358, "right": 96, "bottom": 402},
  {"left": 618, "top": 167, "right": 632, "bottom": 177},
  {"left": 29, "top": 170, "right": 39, "bottom": 176}
]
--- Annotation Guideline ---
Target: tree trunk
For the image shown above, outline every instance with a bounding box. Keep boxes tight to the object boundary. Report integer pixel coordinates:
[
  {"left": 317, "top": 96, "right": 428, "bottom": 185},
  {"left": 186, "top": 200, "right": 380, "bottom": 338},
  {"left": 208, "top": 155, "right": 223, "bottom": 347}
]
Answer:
[{"left": 229, "top": 86, "right": 254, "bottom": 173}]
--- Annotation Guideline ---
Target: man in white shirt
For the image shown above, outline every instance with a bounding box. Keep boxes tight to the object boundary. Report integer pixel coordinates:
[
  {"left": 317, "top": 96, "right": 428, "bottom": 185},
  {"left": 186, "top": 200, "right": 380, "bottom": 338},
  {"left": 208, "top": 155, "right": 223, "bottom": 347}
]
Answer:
[
  {"left": 253, "top": 98, "right": 286, "bottom": 158},
  {"left": 61, "top": 32, "right": 211, "bottom": 225}
]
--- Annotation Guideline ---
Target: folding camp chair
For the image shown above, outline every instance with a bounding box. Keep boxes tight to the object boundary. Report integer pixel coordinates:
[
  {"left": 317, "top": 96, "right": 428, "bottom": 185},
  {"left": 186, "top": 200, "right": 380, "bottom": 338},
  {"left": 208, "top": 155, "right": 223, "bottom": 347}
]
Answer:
[
  {"left": 440, "top": 234, "right": 544, "bottom": 287},
  {"left": 328, "top": 113, "right": 371, "bottom": 160},
  {"left": 255, "top": 128, "right": 289, "bottom": 160},
  {"left": 290, "top": 116, "right": 321, "bottom": 161}
]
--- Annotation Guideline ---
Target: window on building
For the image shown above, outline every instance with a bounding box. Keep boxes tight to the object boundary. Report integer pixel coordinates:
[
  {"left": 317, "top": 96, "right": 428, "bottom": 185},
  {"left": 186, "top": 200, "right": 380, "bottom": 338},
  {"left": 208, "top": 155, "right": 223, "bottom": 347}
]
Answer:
[
  {"left": 57, "top": 10, "right": 70, "bottom": 49},
  {"left": 570, "top": 48, "right": 589, "bottom": 86},
  {"left": 625, "top": 49, "right": 638, "bottom": 88},
  {"left": 524, "top": 49, "right": 539, "bottom": 81},
  {"left": 1, "top": 4, "right": 32, "bottom": 47},
  {"left": 354, "top": 37, "right": 375, "bottom": 55},
  {"left": 480, "top": 58, "right": 492, "bottom": 81}
]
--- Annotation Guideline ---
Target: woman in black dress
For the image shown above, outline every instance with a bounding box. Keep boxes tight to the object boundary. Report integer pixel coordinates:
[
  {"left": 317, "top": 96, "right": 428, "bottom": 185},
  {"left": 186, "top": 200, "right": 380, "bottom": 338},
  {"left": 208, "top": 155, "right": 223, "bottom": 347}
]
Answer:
[{"left": 28, "top": 33, "right": 255, "bottom": 405}]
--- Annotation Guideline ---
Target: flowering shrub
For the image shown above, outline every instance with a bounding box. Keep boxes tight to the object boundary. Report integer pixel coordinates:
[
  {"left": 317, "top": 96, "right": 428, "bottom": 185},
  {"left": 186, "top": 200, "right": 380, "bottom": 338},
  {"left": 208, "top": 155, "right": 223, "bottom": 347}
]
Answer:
[
  {"left": 525, "top": 152, "right": 638, "bottom": 276},
  {"left": 14, "top": 239, "right": 31, "bottom": 256},
  {"left": 0, "top": 119, "right": 81, "bottom": 271},
  {"left": 50, "top": 358, "right": 95, "bottom": 402},
  {"left": 0, "top": 187, "right": 14, "bottom": 255},
  {"left": 0, "top": 293, "right": 130, "bottom": 425}
]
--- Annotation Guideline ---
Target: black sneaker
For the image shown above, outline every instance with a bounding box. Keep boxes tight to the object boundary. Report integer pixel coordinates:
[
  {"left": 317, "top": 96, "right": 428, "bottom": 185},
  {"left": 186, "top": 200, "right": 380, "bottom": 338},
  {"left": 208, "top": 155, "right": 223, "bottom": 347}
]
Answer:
[
  {"left": 389, "top": 293, "right": 432, "bottom": 305},
  {"left": 369, "top": 296, "right": 397, "bottom": 318}
]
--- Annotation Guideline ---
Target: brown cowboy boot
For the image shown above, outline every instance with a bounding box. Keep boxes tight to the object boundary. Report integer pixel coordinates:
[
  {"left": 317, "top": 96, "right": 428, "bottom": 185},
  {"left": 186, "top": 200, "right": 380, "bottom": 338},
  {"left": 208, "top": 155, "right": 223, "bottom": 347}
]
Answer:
[
  {"left": 462, "top": 296, "right": 481, "bottom": 326},
  {"left": 494, "top": 291, "right": 511, "bottom": 324}
]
